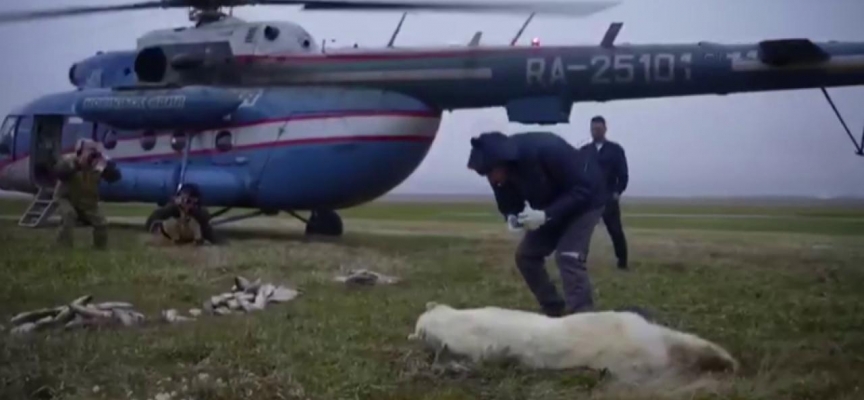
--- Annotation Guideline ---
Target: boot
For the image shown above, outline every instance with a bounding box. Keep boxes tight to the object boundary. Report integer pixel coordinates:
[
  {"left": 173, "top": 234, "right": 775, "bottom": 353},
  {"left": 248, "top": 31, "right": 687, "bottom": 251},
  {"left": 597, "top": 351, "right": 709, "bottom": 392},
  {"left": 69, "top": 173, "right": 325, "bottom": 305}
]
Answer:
[
  {"left": 93, "top": 226, "right": 108, "bottom": 250},
  {"left": 55, "top": 221, "right": 75, "bottom": 248},
  {"left": 540, "top": 301, "right": 566, "bottom": 318}
]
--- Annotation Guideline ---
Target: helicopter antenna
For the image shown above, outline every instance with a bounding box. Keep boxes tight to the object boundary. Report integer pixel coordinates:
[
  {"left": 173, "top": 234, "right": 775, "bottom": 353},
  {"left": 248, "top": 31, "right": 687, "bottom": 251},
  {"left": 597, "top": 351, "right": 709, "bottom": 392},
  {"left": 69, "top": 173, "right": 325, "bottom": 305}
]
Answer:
[
  {"left": 468, "top": 31, "right": 482, "bottom": 46},
  {"left": 387, "top": 12, "right": 408, "bottom": 47},
  {"left": 510, "top": 12, "right": 535, "bottom": 46},
  {"left": 600, "top": 22, "right": 623, "bottom": 48}
]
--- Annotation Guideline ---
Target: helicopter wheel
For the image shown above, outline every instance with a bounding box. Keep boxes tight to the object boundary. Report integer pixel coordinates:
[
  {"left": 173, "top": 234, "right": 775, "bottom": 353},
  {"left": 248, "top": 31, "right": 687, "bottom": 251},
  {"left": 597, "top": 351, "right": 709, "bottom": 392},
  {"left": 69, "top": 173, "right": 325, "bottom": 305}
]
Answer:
[{"left": 304, "top": 209, "right": 343, "bottom": 237}]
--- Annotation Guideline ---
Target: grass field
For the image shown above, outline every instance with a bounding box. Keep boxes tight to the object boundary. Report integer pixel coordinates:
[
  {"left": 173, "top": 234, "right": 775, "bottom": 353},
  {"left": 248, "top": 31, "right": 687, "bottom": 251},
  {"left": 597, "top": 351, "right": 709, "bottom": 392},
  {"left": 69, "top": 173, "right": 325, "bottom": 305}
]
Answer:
[{"left": 1, "top": 197, "right": 864, "bottom": 400}]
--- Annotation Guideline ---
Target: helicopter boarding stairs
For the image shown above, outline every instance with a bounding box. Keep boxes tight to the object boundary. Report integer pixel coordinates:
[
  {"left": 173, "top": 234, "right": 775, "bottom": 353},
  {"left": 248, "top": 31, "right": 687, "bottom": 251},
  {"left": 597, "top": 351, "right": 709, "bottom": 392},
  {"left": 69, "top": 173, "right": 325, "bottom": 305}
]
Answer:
[{"left": 18, "top": 186, "right": 57, "bottom": 228}]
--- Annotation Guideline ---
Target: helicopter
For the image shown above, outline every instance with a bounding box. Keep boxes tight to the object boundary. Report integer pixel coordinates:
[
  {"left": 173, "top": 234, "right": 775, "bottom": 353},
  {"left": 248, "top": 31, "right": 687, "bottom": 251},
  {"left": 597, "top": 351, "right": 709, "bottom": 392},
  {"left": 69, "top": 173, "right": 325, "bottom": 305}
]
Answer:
[{"left": 0, "top": 0, "right": 862, "bottom": 238}]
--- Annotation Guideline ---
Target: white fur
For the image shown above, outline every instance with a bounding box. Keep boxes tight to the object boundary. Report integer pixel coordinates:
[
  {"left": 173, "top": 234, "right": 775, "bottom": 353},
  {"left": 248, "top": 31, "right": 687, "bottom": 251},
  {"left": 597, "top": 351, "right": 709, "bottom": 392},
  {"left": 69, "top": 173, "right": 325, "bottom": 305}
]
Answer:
[{"left": 408, "top": 302, "right": 738, "bottom": 382}]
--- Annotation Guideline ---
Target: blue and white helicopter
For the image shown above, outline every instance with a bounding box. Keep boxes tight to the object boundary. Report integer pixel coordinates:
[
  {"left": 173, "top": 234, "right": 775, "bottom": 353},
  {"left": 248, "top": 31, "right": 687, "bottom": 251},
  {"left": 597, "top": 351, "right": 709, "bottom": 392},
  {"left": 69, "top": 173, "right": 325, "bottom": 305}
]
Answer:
[{"left": 1, "top": 0, "right": 862, "bottom": 237}]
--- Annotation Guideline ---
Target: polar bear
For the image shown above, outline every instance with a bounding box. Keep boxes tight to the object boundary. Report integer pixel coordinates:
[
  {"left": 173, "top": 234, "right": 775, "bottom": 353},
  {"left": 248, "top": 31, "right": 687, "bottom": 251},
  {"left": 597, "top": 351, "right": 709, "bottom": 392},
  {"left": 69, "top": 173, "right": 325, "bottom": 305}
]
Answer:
[{"left": 408, "top": 302, "right": 738, "bottom": 383}]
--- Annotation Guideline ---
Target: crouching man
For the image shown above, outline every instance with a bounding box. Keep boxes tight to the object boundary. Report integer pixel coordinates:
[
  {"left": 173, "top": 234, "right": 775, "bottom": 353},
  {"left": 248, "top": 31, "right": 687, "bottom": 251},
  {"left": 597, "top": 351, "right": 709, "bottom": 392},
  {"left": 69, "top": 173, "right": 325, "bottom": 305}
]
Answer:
[
  {"left": 53, "top": 139, "right": 122, "bottom": 249},
  {"left": 467, "top": 131, "right": 607, "bottom": 317},
  {"left": 148, "top": 184, "right": 216, "bottom": 246}
]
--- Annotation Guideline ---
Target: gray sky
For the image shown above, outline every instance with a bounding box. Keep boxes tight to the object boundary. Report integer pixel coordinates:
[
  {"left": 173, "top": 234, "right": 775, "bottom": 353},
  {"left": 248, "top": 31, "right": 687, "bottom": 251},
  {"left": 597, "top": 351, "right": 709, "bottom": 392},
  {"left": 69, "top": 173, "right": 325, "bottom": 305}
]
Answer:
[{"left": 1, "top": 0, "right": 863, "bottom": 198}]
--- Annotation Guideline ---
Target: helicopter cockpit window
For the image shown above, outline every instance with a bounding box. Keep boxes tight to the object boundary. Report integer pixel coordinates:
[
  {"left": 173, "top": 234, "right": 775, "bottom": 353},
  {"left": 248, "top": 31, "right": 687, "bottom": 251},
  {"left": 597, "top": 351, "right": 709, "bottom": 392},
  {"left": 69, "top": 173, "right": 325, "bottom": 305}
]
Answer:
[
  {"left": 215, "top": 131, "right": 233, "bottom": 152},
  {"left": 140, "top": 130, "right": 156, "bottom": 151},
  {"left": 171, "top": 131, "right": 187, "bottom": 151},
  {"left": 264, "top": 25, "right": 280, "bottom": 41},
  {"left": 0, "top": 116, "right": 17, "bottom": 155},
  {"left": 102, "top": 129, "right": 117, "bottom": 150}
]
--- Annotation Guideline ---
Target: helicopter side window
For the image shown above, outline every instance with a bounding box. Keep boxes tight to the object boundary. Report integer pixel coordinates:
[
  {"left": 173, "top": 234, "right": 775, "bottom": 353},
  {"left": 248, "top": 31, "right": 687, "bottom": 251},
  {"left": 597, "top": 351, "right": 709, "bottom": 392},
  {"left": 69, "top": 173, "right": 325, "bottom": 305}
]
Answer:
[
  {"left": 215, "top": 130, "right": 233, "bottom": 152},
  {"left": 263, "top": 26, "right": 280, "bottom": 42},
  {"left": 0, "top": 116, "right": 18, "bottom": 156},
  {"left": 102, "top": 129, "right": 118, "bottom": 150},
  {"left": 140, "top": 130, "right": 157, "bottom": 151},
  {"left": 171, "top": 131, "right": 187, "bottom": 152}
]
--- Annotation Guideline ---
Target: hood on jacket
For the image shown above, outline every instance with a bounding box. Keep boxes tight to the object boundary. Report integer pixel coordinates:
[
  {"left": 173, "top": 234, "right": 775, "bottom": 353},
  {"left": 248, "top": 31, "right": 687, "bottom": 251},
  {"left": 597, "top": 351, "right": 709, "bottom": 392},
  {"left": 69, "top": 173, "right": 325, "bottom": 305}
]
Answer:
[{"left": 467, "top": 131, "right": 520, "bottom": 175}]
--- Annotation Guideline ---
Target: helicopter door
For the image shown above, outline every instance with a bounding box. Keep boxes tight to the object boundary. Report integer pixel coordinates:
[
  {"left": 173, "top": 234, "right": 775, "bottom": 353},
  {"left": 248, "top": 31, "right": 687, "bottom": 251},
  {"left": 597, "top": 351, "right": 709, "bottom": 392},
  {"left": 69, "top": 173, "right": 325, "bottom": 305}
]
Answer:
[
  {"left": 30, "top": 115, "right": 65, "bottom": 188},
  {"left": 62, "top": 117, "right": 94, "bottom": 151},
  {"left": 0, "top": 116, "right": 19, "bottom": 191}
]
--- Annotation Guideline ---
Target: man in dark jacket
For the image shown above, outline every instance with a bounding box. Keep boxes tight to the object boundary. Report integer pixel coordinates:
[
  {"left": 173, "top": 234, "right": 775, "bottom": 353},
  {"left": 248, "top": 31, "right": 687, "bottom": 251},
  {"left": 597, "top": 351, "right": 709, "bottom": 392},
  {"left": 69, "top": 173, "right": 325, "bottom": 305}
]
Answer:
[
  {"left": 467, "top": 131, "right": 607, "bottom": 316},
  {"left": 581, "top": 116, "right": 629, "bottom": 269}
]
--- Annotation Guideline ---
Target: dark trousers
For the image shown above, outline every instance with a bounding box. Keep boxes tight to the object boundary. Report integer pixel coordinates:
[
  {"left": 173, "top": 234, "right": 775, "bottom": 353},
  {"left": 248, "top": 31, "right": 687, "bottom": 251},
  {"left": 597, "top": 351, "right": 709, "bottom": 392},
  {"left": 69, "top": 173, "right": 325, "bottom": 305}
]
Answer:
[
  {"left": 602, "top": 199, "right": 628, "bottom": 267},
  {"left": 515, "top": 206, "right": 604, "bottom": 316}
]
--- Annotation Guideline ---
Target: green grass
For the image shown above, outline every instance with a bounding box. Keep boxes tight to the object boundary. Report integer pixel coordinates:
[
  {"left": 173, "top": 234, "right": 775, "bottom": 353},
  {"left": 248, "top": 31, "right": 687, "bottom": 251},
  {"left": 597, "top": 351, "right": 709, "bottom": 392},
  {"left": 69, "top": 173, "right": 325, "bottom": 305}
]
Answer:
[
  {"left": 1, "top": 200, "right": 864, "bottom": 399},
  {"left": 2, "top": 197, "right": 863, "bottom": 236}
]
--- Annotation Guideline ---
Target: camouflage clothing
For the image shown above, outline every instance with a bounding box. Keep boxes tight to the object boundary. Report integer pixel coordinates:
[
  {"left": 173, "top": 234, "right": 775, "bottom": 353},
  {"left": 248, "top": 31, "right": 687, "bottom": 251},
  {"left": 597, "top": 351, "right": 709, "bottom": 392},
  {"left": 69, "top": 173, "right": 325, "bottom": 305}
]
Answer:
[
  {"left": 52, "top": 153, "right": 121, "bottom": 249},
  {"left": 146, "top": 189, "right": 217, "bottom": 245},
  {"left": 152, "top": 211, "right": 203, "bottom": 245}
]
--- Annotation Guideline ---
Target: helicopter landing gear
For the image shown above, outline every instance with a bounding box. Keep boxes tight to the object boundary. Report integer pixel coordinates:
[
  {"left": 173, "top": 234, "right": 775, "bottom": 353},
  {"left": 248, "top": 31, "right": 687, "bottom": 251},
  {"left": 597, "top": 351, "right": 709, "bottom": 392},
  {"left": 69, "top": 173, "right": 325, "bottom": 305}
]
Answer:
[
  {"left": 820, "top": 87, "right": 864, "bottom": 157},
  {"left": 144, "top": 204, "right": 343, "bottom": 238},
  {"left": 209, "top": 208, "right": 276, "bottom": 227},
  {"left": 287, "top": 209, "right": 343, "bottom": 237}
]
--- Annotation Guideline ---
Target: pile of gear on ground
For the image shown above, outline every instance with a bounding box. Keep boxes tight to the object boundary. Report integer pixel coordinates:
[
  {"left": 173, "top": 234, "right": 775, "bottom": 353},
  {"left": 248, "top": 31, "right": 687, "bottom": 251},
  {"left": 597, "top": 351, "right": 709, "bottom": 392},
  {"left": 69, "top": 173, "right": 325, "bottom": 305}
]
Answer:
[
  {"left": 5, "top": 269, "right": 400, "bottom": 335},
  {"left": 5, "top": 276, "right": 299, "bottom": 335}
]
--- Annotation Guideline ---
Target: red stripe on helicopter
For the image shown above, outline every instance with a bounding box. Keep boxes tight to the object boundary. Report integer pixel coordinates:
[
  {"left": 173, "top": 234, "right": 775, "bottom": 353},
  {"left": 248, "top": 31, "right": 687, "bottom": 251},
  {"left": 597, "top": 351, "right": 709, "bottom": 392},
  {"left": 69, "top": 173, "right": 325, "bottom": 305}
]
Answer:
[
  {"left": 35, "top": 110, "right": 439, "bottom": 142},
  {"left": 0, "top": 134, "right": 434, "bottom": 169},
  {"left": 127, "top": 109, "right": 440, "bottom": 138},
  {"left": 0, "top": 111, "right": 440, "bottom": 169},
  {"left": 230, "top": 109, "right": 440, "bottom": 128},
  {"left": 112, "top": 109, "right": 439, "bottom": 140},
  {"left": 120, "top": 133, "right": 435, "bottom": 162},
  {"left": 81, "top": 134, "right": 432, "bottom": 163}
]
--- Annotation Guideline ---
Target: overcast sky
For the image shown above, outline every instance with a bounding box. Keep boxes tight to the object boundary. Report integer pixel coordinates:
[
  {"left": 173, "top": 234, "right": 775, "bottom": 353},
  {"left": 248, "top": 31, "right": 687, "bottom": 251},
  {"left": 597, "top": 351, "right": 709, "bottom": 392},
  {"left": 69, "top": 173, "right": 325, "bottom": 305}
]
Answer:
[{"left": 1, "top": 0, "right": 863, "bottom": 198}]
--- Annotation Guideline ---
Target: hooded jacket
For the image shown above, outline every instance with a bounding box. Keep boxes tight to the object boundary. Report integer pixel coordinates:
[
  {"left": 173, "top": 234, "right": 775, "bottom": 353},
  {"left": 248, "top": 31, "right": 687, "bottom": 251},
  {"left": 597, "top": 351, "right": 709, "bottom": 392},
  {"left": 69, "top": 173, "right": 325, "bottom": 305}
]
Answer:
[{"left": 468, "top": 131, "right": 607, "bottom": 227}]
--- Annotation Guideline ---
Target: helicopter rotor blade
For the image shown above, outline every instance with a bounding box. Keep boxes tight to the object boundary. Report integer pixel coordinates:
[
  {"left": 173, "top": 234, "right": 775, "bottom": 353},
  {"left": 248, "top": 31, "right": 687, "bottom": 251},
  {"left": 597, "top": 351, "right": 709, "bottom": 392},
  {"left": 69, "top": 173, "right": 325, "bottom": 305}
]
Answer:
[
  {"left": 0, "top": 1, "right": 184, "bottom": 25},
  {"left": 0, "top": 0, "right": 618, "bottom": 26},
  {"left": 275, "top": 0, "right": 621, "bottom": 16}
]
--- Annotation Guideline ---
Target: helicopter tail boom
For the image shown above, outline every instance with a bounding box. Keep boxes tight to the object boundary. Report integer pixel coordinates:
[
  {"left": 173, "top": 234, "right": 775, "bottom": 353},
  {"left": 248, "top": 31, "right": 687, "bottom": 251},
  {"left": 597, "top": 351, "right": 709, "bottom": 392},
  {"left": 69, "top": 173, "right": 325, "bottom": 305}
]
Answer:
[{"left": 183, "top": 40, "right": 864, "bottom": 123}]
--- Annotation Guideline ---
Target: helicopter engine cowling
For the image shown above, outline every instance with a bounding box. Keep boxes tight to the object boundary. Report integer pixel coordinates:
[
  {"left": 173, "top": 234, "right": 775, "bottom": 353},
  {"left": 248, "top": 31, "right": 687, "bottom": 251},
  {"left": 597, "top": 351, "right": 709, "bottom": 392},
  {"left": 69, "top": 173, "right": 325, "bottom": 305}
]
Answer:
[
  {"left": 134, "top": 47, "right": 168, "bottom": 83},
  {"left": 73, "top": 86, "right": 243, "bottom": 131},
  {"left": 68, "top": 50, "right": 139, "bottom": 89},
  {"left": 134, "top": 41, "right": 235, "bottom": 84}
]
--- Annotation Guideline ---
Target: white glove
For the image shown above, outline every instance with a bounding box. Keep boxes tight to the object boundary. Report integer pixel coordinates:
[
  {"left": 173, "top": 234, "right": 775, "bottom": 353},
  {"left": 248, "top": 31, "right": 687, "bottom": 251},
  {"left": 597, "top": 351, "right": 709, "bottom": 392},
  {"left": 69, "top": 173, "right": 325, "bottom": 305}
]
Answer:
[
  {"left": 517, "top": 208, "right": 547, "bottom": 230},
  {"left": 506, "top": 215, "right": 524, "bottom": 233},
  {"left": 94, "top": 158, "right": 108, "bottom": 172}
]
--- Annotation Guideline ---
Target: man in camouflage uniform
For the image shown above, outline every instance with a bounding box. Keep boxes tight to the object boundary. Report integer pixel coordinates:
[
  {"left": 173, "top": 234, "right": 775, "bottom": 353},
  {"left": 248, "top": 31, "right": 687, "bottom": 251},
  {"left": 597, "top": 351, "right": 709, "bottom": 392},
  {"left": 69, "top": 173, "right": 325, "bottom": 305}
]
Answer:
[
  {"left": 148, "top": 184, "right": 213, "bottom": 246},
  {"left": 149, "top": 191, "right": 206, "bottom": 246},
  {"left": 53, "top": 139, "right": 122, "bottom": 249}
]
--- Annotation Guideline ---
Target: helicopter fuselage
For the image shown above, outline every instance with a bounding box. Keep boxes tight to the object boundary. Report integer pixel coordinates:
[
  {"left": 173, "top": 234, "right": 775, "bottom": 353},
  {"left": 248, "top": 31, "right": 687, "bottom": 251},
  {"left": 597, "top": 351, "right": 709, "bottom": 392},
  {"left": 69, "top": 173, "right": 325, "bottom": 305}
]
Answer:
[
  {"left": 2, "top": 16, "right": 864, "bottom": 225},
  {"left": 0, "top": 86, "right": 441, "bottom": 212}
]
